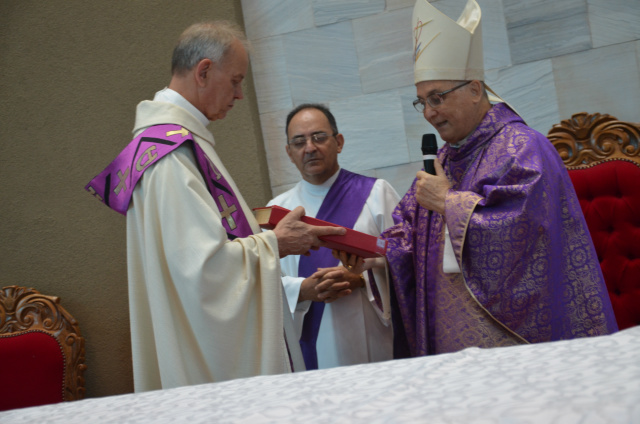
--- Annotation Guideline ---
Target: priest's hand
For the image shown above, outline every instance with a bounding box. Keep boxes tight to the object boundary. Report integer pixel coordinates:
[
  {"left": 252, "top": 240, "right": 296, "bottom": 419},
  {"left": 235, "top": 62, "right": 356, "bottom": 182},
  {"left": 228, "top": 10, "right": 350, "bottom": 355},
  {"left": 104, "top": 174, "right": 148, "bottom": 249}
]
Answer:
[
  {"left": 415, "top": 159, "right": 450, "bottom": 214},
  {"left": 300, "top": 266, "right": 364, "bottom": 303},
  {"left": 274, "top": 206, "right": 346, "bottom": 257}
]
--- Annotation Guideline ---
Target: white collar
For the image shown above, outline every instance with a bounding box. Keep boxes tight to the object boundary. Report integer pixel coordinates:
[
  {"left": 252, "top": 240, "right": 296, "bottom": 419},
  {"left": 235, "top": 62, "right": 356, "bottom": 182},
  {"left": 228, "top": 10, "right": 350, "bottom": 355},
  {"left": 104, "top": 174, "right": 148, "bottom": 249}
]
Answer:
[
  {"left": 300, "top": 168, "right": 341, "bottom": 195},
  {"left": 153, "top": 87, "right": 210, "bottom": 129}
]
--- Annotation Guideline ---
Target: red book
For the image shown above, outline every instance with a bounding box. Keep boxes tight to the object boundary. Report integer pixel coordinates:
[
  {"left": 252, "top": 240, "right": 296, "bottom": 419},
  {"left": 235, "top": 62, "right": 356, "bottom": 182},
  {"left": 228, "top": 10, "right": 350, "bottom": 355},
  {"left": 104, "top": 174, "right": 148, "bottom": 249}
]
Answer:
[{"left": 252, "top": 205, "right": 387, "bottom": 258}]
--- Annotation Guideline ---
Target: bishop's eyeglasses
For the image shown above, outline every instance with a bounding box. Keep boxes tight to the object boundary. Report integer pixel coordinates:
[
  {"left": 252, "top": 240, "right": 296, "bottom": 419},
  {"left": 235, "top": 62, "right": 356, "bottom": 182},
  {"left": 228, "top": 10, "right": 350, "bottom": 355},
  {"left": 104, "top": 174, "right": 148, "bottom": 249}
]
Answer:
[
  {"left": 287, "top": 132, "right": 336, "bottom": 150},
  {"left": 412, "top": 80, "right": 472, "bottom": 113}
]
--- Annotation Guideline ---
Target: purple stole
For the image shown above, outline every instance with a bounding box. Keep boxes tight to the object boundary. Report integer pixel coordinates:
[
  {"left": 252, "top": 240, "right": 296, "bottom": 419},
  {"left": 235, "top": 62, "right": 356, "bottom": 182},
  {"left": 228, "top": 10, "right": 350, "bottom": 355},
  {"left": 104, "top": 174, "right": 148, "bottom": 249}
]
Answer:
[
  {"left": 298, "top": 169, "right": 376, "bottom": 370},
  {"left": 86, "top": 123, "right": 302, "bottom": 371},
  {"left": 85, "top": 124, "right": 253, "bottom": 240}
]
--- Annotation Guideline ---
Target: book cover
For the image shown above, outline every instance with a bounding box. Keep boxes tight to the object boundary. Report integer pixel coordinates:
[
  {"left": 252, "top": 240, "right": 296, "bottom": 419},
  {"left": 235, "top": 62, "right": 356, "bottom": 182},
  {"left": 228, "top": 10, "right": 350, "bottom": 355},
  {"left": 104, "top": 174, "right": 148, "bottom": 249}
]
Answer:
[{"left": 253, "top": 205, "right": 387, "bottom": 258}]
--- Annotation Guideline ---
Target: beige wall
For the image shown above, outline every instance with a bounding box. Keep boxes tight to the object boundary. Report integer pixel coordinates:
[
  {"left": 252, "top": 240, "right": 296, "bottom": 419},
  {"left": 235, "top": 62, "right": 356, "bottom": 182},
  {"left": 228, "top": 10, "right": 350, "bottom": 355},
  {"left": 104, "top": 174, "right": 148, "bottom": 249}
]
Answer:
[{"left": 0, "top": 1, "right": 271, "bottom": 397}]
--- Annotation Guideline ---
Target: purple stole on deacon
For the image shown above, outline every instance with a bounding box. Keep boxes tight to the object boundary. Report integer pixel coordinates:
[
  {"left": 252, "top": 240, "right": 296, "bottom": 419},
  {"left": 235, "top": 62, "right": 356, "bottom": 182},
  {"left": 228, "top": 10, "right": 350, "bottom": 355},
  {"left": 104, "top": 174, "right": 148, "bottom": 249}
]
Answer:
[
  {"left": 297, "top": 169, "right": 376, "bottom": 370},
  {"left": 85, "top": 124, "right": 253, "bottom": 240}
]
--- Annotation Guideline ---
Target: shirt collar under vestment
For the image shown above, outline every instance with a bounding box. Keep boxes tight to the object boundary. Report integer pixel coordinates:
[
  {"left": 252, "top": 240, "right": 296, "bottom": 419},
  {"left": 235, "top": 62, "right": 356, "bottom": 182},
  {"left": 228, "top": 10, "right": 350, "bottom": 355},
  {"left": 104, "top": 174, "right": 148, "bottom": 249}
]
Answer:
[
  {"left": 153, "top": 87, "right": 211, "bottom": 130},
  {"left": 299, "top": 167, "right": 341, "bottom": 197}
]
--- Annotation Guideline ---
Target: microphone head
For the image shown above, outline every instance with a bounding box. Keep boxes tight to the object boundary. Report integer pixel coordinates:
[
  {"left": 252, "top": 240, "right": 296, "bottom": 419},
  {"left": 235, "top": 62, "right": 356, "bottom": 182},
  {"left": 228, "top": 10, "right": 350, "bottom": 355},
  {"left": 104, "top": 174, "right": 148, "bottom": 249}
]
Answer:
[{"left": 421, "top": 134, "right": 438, "bottom": 155}]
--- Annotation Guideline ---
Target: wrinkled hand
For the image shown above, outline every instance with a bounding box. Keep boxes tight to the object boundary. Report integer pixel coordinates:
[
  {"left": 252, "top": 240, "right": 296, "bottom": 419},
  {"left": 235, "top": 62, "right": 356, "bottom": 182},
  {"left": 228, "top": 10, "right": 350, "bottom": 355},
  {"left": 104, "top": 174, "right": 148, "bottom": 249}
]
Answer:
[
  {"left": 273, "top": 206, "right": 346, "bottom": 257},
  {"left": 299, "top": 266, "right": 363, "bottom": 303},
  {"left": 415, "top": 159, "right": 450, "bottom": 214}
]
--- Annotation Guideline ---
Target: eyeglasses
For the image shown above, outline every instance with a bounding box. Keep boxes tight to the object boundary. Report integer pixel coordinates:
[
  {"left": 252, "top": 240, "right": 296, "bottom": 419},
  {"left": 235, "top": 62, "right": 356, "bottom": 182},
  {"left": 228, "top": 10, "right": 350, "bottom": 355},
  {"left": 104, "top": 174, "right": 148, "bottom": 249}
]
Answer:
[
  {"left": 412, "top": 81, "right": 472, "bottom": 113},
  {"left": 287, "top": 132, "right": 336, "bottom": 150}
]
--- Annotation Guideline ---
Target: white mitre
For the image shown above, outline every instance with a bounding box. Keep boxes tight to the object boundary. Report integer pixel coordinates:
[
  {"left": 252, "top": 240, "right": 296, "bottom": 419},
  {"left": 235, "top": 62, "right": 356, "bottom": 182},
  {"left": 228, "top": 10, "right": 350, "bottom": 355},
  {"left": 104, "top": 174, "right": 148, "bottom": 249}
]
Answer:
[
  {"left": 413, "top": 0, "right": 483, "bottom": 82},
  {"left": 412, "top": 0, "right": 507, "bottom": 105}
]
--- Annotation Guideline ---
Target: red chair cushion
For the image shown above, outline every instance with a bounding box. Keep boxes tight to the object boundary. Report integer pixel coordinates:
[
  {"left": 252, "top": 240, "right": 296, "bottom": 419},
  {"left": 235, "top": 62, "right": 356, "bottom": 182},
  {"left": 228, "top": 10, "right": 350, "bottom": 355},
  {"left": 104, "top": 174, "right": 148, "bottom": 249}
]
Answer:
[
  {"left": 0, "top": 331, "right": 65, "bottom": 411},
  {"left": 568, "top": 160, "right": 640, "bottom": 329}
]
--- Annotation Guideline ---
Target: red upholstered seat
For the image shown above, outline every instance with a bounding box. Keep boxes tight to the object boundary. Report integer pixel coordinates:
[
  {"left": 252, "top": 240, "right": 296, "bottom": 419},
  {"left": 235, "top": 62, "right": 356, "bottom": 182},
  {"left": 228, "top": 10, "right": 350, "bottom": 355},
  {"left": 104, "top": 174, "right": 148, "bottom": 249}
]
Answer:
[
  {"left": 568, "top": 160, "right": 640, "bottom": 329},
  {"left": 548, "top": 112, "right": 640, "bottom": 330},
  {"left": 0, "top": 331, "right": 65, "bottom": 410},
  {"left": 0, "top": 286, "right": 86, "bottom": 411}
]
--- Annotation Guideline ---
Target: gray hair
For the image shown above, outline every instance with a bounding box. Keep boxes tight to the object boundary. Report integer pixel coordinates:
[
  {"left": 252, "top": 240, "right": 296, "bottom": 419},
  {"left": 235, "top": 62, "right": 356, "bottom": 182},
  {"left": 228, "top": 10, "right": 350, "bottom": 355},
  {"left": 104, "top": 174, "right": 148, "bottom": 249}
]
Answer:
[{"left": 171, "top": 21, "right": 250, "bottom": 75}]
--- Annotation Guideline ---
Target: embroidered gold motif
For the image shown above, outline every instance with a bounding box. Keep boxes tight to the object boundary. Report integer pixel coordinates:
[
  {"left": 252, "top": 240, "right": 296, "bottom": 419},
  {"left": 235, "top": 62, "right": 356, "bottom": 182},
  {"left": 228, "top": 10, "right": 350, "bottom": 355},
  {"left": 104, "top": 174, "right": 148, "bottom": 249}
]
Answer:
[
  {"left": 87, "top": 186, "right": 103, "bottom": 202},
  {"left": 217, "top": 195, "right": 237, "bottom": 230},
  {"left": 165, "top": 127, "right": 189, "bottom": 138},
  {"left": 114, "top": 167, "right": 130, "bottom": 195},
  {"left": 136, "top": 146, "right": 158, "bottom": 172}
]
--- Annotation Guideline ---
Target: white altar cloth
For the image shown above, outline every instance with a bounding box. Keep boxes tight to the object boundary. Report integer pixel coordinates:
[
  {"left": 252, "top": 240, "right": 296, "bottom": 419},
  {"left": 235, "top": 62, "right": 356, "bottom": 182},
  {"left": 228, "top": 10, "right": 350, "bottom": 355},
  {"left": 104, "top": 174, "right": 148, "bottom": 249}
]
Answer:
[{"left": 2, "top": 326, "right": 639, "bottom": 423}]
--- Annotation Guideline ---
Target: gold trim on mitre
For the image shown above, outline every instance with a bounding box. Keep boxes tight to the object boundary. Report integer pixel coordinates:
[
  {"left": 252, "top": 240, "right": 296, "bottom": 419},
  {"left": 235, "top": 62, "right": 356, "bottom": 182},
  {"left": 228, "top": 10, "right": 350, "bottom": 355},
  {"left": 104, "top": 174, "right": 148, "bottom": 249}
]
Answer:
[{"left": 413, "top": 0, "right": 483, "bottom": 83}]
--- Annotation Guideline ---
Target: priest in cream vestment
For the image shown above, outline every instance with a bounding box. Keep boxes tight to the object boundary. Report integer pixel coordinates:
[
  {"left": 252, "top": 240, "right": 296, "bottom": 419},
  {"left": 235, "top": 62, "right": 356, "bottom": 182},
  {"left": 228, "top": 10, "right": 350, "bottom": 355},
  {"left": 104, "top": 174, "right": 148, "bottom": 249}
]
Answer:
[{"left": 85, "top": 22, "right": 344, "bottom": 392}]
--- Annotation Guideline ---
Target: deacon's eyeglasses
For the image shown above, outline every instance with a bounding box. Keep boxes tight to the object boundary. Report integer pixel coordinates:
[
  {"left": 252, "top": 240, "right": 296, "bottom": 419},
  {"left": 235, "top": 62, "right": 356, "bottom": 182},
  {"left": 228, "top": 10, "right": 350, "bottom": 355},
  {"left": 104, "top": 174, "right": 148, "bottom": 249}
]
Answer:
[
  {"left": 412, "top": 80, "right": 472, "bottom": 113},
  {"left": 287, "top": 132, "right": 337, "bottom": 150}
]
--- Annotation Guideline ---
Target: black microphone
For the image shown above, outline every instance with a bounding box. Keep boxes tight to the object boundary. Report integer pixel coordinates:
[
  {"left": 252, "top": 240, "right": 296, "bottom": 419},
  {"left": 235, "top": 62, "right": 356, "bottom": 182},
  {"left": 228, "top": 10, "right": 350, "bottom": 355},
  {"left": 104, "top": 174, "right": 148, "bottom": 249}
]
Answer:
[{"left": 421, "top": 134, "right": 438, "bottom": 175}]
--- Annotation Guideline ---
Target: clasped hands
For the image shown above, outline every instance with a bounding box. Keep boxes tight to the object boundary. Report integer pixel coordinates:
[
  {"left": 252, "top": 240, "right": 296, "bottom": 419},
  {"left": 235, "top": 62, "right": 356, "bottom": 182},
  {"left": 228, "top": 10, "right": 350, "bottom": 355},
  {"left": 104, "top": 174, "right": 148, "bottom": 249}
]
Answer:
[
  {"left": 298, "top": 250, "right": 367, "bottom": 304},
  {"left": 272, "top": 206, "right": 372, "bottom": 303},
  {"left": 415, "top": 158, "right": 450, "bottom": 214}
]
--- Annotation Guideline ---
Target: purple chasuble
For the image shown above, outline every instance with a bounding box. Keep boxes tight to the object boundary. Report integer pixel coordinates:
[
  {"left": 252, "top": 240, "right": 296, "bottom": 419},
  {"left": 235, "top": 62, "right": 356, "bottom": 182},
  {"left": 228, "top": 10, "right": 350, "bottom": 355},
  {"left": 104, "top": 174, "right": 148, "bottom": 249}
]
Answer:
[
  {"left": 382, "top": 103, "right": 618, "bottom": 358},
  {"left": 298, "top": 169, "right": 376, "bottom": 370},
  {"left": 85, "top": 124, "right": 253, "bottom": 240}
]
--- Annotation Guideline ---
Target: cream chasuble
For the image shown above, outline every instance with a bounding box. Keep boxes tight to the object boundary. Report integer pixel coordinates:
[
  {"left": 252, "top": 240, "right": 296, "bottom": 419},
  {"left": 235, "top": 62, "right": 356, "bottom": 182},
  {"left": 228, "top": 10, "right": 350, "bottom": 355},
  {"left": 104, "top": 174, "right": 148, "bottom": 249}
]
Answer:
[{"left": 126, "top": 98, "right": 301, "bottom": 392}]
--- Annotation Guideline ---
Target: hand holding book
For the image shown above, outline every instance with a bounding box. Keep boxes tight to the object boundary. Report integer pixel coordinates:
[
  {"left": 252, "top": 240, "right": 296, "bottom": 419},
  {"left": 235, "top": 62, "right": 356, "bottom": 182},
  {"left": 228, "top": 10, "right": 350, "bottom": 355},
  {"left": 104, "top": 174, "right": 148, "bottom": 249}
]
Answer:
[
  {"left": 269, "top": 206, "right": 346, "bottom": 258},
  {"left": 253, "top": 205, "right": 388, "bottom": 259}
]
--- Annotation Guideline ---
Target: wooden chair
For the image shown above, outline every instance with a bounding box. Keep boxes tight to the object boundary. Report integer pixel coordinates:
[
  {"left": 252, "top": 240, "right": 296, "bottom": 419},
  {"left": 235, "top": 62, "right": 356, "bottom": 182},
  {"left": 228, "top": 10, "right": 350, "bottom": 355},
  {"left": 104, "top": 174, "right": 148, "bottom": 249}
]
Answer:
[
  {"left": 548, "top": 112, "right": 640, "bottom": 330},
  {"left": 0, "top": 285, "right": 86, "bottom": 411}
]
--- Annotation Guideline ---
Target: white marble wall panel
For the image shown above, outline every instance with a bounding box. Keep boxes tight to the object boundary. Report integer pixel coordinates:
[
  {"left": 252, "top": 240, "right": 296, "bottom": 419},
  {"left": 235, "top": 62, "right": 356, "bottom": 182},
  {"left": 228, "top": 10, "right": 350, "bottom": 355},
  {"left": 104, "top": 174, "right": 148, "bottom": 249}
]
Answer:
[
  {"left": 271, "top": 182, "right": 298, "bottom": 198},
  {"left": 259, "top": 108, "right": 301, "bottom": 188},
  {"left": 485, "top": 59, "right": 559, "bottom": 134},
  {"left": 353, "top": 7, "right": 414, "bottom": 94},
  {"left": 241, "top": 0, "right": 640, "bottom": 196},
  {"left": 637, "top": 40, "right": 640, "bottom": 86},
  {"left": 283, "top": 21, "right": 363, "bottom": 105},
  {"left": 375, "top": 161, "right": 422, "bottom": 198},
  {"left": 551, "top": 41, "right": 640, "bottom": 124},
  {"left": 398, "top": 86, "right": 446, "bottom": 162},
  {"left": 249, "top": 36, "right": 292, "bottom": 115},
  {"left": 329, "top": 91, "right": 410, "bottom": 173},
  {"left": 386, "top": 0, "right": 414, "bottom": 11},
  {"left": 241, "top": 0, "right": 315, "bottom": 40},
  {"left": 588, "top": 0, "right": 640, "bottom": 49},
  {"left": 478, "top": 0, "right": 511, "bottom": 71},
  {"left": 503, "top": 0, "right": 591, "bottom": 65},
  {"left": 312, "top": 0, "right": 385, "bottom": 26}
]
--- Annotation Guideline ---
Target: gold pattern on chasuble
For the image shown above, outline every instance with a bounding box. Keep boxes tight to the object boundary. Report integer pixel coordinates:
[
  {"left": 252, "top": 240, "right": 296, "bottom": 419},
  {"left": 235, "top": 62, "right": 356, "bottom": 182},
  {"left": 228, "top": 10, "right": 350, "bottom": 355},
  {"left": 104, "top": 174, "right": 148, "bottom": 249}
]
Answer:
[
  {"left": 431, "top": 219, "right": 523, "bottom": 353},
  {"left": 438, "top": 158, "right": 524, "bottom": 350},
  {"left": 441, "top": 125, "right": 545, "bottom": 345},
  {"left": 463, "top": 121, "right": 608, "bottom": 341},
  {"left": 557, "top": 191, "right": 610, "bottom": 337}
]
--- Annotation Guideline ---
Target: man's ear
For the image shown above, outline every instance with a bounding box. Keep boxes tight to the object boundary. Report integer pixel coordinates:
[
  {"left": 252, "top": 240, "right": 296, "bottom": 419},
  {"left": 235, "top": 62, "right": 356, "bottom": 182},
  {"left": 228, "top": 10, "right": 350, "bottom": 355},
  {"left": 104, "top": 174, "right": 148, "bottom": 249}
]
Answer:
[
  {"left": 286, "top": 144, "right": 295, "bottom": 163},
  {"left": 469, "top": 80, "right": 483, "bottom": 103},
  {"left": 195, "top": 58, "right": 213, "bottom": 87},
  {"left": 335, "top": 133, "right": 345, "bottom": 153}
]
